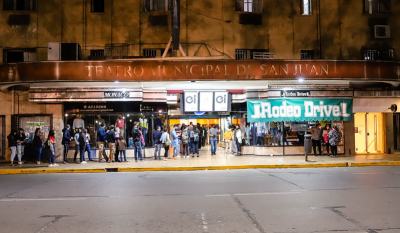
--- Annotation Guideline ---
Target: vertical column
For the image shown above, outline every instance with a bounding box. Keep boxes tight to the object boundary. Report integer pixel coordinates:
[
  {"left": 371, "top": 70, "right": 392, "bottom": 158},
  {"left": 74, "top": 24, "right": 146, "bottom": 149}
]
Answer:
[
  {"left": 344, "top": 116, "right": 355, "bottom": 156},
  {"left": 385, "top": 112, "right": 394, "bottom": 154}
]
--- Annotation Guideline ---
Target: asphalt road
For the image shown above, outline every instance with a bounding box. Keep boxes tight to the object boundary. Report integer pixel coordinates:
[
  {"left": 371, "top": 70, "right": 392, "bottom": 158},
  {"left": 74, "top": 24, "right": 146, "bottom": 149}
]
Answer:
[{"left": 1, "top": 167, "right": 400, "bottom": 233}]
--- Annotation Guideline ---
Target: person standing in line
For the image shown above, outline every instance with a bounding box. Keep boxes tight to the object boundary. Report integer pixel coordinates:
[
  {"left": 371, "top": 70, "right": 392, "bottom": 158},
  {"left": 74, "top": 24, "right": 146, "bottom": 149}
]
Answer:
[
  {"left": 181, "top": 125, "right": 189, "bottom": 157},
  {"left": 223, "top": 126, "right": 233, "bottom": 156},
  {"left": 175, "top": 124, "right": 182, "bottom": 158},
  {"left": 310, "top": 123, "right": 322, "bottom": 157},
  {"left": 73, "top": 128, "right": 81, "bottom": 163},
  {"left": 33, "top": 128, "right": 43, "bottom": 164},
  {"left": 106, "top": 125, "right": 116, "bottom": 163},
  {"left": 84, "top": 129, "right": 92, "bottom": 161},
  {"left": 160, "top": 128, "right": 170, "bottom": 161},
  {"left": 201, "top": 125, "right": 207, "bottom": 147},
  {"left": 209, "top": 125, "right": 218, "bottom": 156},
  {"left": 235, "top": 125, "right": 242, "bottom": 156},
  {"left": 97, "top": 123, "right": 109, "bottom": 162},
  {"left": 153, "top": 126, "right": 162, "bottom": 160},
  {"left": 329, "top": 126, "right": 341, "bottom": 158},
  {"left": 7, "top": 130, "right": 18, "bottom": 166},
  {"left": 188, "top": 123, "right": 193, "bottom": 155},
  {"left": 62, "top": 124, "right": 72, "bottom": 164},
  {"left": 180, "top": 124, "right": 186, "bottom": 155},
  {"left": 132, "top": 121, "right": 143, "bottom": 162},
  {"left": 16, "top": 128, "right": 25, "bottom": 164},
  {"left": 47, "top": 130, "right": 58, "bottom": 167},
  {"left": 232, "top": 125, "right": 237, "bottom": 155},
  {"left": 78, "top": 129, "right": 87, "bottom": 164},
  {"left": 171, "top": 124, "right": 180, "bottom": 159},
  {"left": 114, "top": 127, "right": 120, "bottom": 162},
  {"left": 323, "top": 124, "right": 331, "bottom": 156},
  {"left": 117, "top": 136, "right": 128, "bottom": 162},
  {"left": 191, "top": 125, "right": 200, "bottom": 157}
]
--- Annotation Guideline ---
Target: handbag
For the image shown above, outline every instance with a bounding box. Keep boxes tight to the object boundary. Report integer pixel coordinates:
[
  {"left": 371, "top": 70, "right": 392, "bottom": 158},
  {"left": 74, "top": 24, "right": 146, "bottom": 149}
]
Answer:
[{"left": 164, "top": 137, "right": 171, "bottom": 147}]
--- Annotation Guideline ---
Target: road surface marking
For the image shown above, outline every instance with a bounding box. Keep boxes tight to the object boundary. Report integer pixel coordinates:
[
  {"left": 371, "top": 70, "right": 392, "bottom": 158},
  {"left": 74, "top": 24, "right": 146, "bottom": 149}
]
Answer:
[
  {"left": 201, "top": 212, "right": 209, "bottom": 232},
  {"left": 0, "top": 198, "right": 87, "bottom": 202},
  {"left": 206, "top": 191, "right": 300, "bottom": 197}
]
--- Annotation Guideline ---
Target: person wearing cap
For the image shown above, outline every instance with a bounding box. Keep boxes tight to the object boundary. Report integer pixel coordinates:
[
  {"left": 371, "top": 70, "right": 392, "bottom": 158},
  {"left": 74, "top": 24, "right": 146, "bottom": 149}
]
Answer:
[
  {"left": 62, "top": 124, "right": 72, "bottom": 164},
  {"left": 97, "top": 123, "right": 109, "bottom": 162}
]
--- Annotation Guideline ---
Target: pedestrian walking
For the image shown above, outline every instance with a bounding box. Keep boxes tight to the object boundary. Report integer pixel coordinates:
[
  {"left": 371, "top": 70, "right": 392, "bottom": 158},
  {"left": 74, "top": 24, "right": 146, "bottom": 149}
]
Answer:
[
  {"left": 7, "top": 130, "right": 18, "bottom": 166},
  {"left": 223, "top": 126, "right": 233, "bottom": 156},
  {"left": 16, "top": 128, "right": 25, "bottom": 164},
  {"left": 62, "top": 124, "right": 72, "bottom": 164},
  {"left": 153, "top": 126, "right": 162, "bottom": 160},
  {"left": 132, "top": 121, "right": 143, "bottom": 162},
  {"left": 117, "top": 136, "right": 128, "bottom": 162},
  {"left": 84, "top": 129, "right": 92, "bottom": 161},
  {"left": 323, "top": 124, "right": 331, "bottom": 156},
  {"left": 209, "top": 125, "right": 218, "bottom": 155},
  {"left": 47, "top": 130, "right": 58, "bottom": 167},
  {"left": 107, "top": 125, "right": 116, "bottom": 163},
  {"left": 328, "top": 126, "right": 341, "bottom": 158},
  {"left": 161, "top": 128, "right": 170, "bottom": 161},
  {"left": 78, "top": 129, "right": 87, "bottom": 164},
  {"left": 33, "top": 128, "right": 43, "bottom": 164},
  {"left": 181, "top": 125, "right": 189, "bottom": 157},
  {"left": 171, "top": 124, "right": 180, "bottom": 159},
  {"left": 97, "top": 123, "right": 109, "bottom": 162},
  {"left": 310, "top": 123, "right": 322, "bottom": 156},
  {"left": 73, "top": 128, "right": 81, "bottom": 163},
  {"left": 190, "top": 125, "right": 200, "bottom": 157},
  {"left": 235, "top": 125, "right": 242, "bottom": 156}
]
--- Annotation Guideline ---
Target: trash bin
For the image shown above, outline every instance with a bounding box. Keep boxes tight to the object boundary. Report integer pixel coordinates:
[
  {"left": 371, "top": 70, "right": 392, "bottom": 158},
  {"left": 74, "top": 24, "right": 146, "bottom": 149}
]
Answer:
[{"left": 304, "top": 134, "right": 312, "bottom": 154}]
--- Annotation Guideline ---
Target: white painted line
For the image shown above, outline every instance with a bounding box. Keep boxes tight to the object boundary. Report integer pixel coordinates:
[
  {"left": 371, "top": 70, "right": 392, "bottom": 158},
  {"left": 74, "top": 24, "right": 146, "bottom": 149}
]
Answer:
[
  {"left": 234, "top": 192, "right": 300, "bottom": 196},
  {"left": 205, "top": 194, "right": 231, "bottom": 197},
  {"left": 0, "top": 198, "right": 87, "bottom": 202}
]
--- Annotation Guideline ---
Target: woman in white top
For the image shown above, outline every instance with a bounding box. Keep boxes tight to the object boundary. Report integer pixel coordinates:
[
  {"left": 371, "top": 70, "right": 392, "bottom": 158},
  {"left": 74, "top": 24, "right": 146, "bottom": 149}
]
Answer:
[
  {"left": 160, "top": 128, "right": 170, "bottom": 161},
  {"left": 236, "top": 125, "right": 242, "bottom": 155}
]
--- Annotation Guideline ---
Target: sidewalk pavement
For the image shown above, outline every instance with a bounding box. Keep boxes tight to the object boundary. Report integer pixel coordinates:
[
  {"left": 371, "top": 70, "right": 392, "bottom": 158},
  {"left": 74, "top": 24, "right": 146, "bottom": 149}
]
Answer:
[{"left": 1, "top": 146, "right": 400, "bottom": 174}]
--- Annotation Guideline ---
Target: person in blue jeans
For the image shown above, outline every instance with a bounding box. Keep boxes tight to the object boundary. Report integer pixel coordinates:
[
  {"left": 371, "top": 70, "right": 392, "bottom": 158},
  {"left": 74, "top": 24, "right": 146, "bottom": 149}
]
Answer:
[
  {"left": 208, "top": 125, "right": 218, "bottom": 155},
  {"left": 84, "top": 129, "right": 92, "bottom": 161},
  {"left": 171, "top": 124, "right": 180, "bottom": 158},
  {"left": 131, "top": 121, "right": 143, "bottom": 162},
  {"left": 33, "top": 128, "right": 43, "bottom": 164},
  {"left": 190, "top": 125, "right": 200, "bottom": 157}
]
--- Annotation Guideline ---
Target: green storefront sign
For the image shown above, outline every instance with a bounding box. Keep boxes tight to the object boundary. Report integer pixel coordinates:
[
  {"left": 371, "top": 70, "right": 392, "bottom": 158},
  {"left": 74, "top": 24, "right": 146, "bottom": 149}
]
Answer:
[{"left": 247, "top": 98, "right": 353, "bottom": 123}]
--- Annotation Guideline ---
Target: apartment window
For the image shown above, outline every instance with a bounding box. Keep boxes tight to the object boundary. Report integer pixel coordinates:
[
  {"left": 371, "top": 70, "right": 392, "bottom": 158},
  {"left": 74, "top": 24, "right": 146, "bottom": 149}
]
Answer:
[
  {"left": 236, "top": 49, "right": 271, "bottom": 60},
  {"left": 364, "top": 0, "right": 391, "bottom": 14},
  {"left": 143, "top": 49, "right": 157, "bottom": 58},
  {"left": 144, "top": 0, "right": 173, "bottom": 11},
  {"left": 3, "top": 0, "right": 36, "bottom": 11},
  {"left": 301, "top": 0, "right": 312, "bottom": 15},
  {"left": 301, "top": 50, "right": 314, "bottom": 60},
  {"left": 91, "top": 0, "right": 104, "bottom": 13},
  {"left": 236, "top": 49, "right": 249, "bottom": 60},
  {"left": 3, "top": 48, "right": 36, "bottom": 63},
  {"left": 90, "top": 50, "right": 104, "bottom": 57},
  {"left": 104, "top": 43, "right": 129, "bottom": 57},
  {"left": 364, "top": 49, "right": 393, "bottom": 61},
  {"left": 235, "top": 0, "right": 263, "bottom": 13}
]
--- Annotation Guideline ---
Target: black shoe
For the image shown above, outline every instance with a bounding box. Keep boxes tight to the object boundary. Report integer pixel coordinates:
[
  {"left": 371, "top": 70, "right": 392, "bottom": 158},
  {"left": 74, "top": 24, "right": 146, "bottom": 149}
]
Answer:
[{"left": 315, "top": 154, "right": 318, "bottom": 157}]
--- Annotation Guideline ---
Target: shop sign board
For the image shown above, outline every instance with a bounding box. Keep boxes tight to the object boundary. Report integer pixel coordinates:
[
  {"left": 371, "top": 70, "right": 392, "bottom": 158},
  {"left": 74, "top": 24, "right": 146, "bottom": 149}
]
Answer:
[
  {"left": 247, "top": 98, "right": 353, "bottom": 122},
  {"left": 199, "top": 92, "right": 214, "bottom": 112},
  {"left": 184, "top": 91, "right": 199, "bottom": 112},
  {"left": 281, "top": 90, "right": 310, "bottom": 97},
  {"left": 184, "top": 91, "right": 229, "bottom": 112}
]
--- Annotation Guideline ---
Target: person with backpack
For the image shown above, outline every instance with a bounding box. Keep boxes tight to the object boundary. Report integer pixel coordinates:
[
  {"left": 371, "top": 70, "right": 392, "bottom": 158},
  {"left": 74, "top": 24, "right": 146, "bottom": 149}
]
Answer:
[
  {"left": 131, "top": 121, "right": 143, "bottom": 162},
  {"left": 46, "top": 130, "right": 58, "bottom": 167},
  {"left": 78, "top": 129, "right": 87, "bottom": 164},
  {"left": 153, "top": 126, "right": 162, "bottom": 160},
  {"left": 117, "top": 136, "right": 128, "bottom": 162},
  {"left": 62, "top": 124, "right": 72, "bottom": 164},
  {"left": 7, "top": 130, "right": 18, "bottom": 166},
  {"left": 209, "top": 125, "right": 218, "bottom": 155},
  {"left": 73, "top": 128, "right": 81, "bottom": 163},
  {"left": 223, "top": 126, "right": 233, "bottom": 156},
  {"left": 188, "top": 123, "right": 193, "bottom": 154},
  {"left": 33, "top": 128, "right": 43, "bottom": 164},
  {"left": 171, "top": 124, "right": 180, "bottom": 159},
  {"left": 160, "top": 128, "right": 170, "bottom": 161},
  {"left": 181, "top": 125, "right": 189, "bottom": 157},
  {"left": 190, "top": 125, "right": 200, "bottom": 157}
]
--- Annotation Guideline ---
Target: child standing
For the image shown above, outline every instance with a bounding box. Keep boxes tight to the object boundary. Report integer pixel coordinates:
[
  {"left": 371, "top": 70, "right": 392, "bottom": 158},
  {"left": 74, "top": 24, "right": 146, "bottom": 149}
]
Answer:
[{"left": 117, "top": 136, "right": 128, "bottom": 162}]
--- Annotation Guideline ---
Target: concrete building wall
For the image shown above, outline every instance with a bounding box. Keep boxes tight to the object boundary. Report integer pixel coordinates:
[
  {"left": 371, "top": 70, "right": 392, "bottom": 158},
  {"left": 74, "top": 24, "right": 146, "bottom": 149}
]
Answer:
[{"left": 0, "top": 0, "right": 397, "bottom": 62}]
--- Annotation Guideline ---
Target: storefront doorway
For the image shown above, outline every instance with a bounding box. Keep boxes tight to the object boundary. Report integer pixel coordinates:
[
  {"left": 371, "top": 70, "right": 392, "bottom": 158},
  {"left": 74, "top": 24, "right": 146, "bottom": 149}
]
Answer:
[
  {"left": 355, "top": 113, "right": 386, "bottom": 154},
  {"left": 0, "top": 116, "right": 4, "bottom": 158}
]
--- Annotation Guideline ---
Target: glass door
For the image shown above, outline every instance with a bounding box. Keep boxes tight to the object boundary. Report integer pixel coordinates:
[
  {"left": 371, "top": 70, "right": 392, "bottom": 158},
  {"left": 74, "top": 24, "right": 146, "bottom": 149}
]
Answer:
[{"left": 355, "top": 113, "right": 385, "bottom": 154}]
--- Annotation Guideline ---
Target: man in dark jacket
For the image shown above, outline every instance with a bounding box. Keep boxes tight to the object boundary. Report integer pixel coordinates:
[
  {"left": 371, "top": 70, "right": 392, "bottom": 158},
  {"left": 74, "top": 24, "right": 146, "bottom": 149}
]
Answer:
[
  {"left": 153, "top": 126, "right": 162, "bottom": 160},
  {"left": 62, "top": 124, "right": 72, "bottom": 164},
  {"left": 131, "top": 121, "right": 143, "bottom": 162},
  {"left": 97, "top": 123, "right": 109, "bottom": 162},
  {"left": 107, "top": 125, "right": 116, "bottom": 162},
  {"left": 197, "top": 123, "right": 202, "bottom": 150},
  {"left": 7, "top": 130, "right": 18, "bottom": 166},
  {"left": 201, "top": 125, "right": 207, "bottom": 147}
]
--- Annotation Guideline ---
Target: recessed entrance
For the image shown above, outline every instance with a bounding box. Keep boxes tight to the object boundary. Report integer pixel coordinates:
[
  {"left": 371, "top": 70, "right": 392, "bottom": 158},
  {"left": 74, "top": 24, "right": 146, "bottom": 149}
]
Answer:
[{"left": 355, "top": 113, "right": 385, "bottom": 154}]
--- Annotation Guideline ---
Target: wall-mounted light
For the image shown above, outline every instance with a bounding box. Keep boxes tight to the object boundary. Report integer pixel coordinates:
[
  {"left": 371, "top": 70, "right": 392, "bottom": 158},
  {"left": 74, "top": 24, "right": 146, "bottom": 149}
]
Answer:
[{"left": 298, "top": 78, "right": 304, "bottom": 83}]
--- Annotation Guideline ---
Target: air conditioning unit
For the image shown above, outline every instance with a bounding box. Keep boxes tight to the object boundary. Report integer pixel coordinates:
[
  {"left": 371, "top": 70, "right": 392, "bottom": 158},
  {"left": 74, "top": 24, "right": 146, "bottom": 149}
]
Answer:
[
  {"left": 48, "top": 42, "right": 81, "bottom": 61},
  {"left": 374, "top": 25, "right": 390, "bottom": 38}
]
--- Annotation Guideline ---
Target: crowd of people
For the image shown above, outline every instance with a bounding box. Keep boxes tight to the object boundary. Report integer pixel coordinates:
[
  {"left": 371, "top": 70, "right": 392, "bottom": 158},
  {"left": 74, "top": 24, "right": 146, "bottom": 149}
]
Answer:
[{"left": 310, "top": 123, "right": 342, "bottom": 157}]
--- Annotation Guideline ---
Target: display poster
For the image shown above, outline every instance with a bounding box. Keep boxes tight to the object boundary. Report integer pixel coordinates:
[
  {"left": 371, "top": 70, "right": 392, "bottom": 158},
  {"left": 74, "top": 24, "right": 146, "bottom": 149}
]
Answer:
[
  {"left": 199, "top": 92, "right": 214, "bottom": 112},
  {"left": 214, "top": 91, "right": 229, "bottom": 112},
  {"left": 184, "top": 91, "right": 199, "bottom": 112},
  {"left": 247, "top": 98, "right": 353, "bottom": 122}
]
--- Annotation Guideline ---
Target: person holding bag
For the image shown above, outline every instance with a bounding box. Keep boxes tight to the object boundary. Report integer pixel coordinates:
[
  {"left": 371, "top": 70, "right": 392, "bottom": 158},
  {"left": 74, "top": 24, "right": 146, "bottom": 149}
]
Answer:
[{"left": 161, "top": 128, "right": 170, "bottom": 161}]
